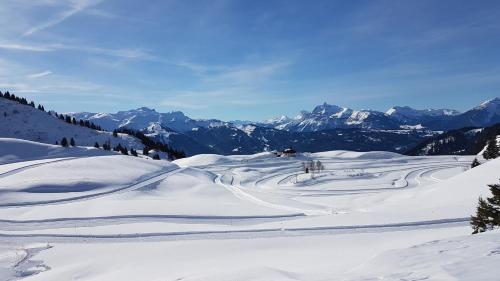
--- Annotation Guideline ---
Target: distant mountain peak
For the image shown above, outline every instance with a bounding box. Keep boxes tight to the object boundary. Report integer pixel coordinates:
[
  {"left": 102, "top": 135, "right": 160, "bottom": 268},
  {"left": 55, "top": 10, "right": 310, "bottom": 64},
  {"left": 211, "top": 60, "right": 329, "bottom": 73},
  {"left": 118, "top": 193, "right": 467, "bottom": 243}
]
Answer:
[
  {"left": 312, "top": 102, "right": 344, "bottom": 115},
  {"left": 386, "top": 106, "right": 460, "bottom": 118}
]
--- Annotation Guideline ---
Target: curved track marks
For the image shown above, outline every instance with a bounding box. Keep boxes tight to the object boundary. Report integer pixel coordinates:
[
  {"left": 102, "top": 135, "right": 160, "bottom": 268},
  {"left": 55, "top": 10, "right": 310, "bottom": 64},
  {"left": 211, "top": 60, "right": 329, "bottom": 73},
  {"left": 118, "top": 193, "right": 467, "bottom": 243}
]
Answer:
[{"left": 0, "top": 167, "right": 180, "bottom": 208}]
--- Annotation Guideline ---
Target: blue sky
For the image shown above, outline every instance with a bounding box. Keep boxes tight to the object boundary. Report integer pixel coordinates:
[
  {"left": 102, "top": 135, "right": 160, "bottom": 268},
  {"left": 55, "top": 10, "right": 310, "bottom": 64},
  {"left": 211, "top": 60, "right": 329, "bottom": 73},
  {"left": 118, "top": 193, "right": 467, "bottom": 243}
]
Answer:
[{"left": 0, "top": 0, "right": 499, "bottom": 121}]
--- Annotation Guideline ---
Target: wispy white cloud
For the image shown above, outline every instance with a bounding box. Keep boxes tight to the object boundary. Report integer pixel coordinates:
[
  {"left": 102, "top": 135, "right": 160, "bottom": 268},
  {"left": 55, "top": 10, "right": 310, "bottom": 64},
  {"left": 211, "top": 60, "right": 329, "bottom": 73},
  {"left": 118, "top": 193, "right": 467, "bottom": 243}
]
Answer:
[
  {"left": 27, "top": 70, "right": 53, "bottom": 79},
  {"left": 0, "top": 43, "right": 53, "bottom": 52},
  {"left": 0, "top": 41, "right": 153, "bottom": 59},
  {"left": 202, "top": 61, "right": 291, "bottom": 86},
  {"left": 23, "top": 0, "right": 105, "bottom": 36}
]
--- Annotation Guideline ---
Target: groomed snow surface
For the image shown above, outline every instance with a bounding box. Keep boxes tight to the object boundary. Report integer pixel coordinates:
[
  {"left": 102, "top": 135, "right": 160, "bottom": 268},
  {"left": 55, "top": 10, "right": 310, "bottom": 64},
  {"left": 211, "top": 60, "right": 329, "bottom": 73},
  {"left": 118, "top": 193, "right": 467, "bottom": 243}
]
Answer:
[{"left": 0, "top": 138, "right": 499, "bottom": 280}]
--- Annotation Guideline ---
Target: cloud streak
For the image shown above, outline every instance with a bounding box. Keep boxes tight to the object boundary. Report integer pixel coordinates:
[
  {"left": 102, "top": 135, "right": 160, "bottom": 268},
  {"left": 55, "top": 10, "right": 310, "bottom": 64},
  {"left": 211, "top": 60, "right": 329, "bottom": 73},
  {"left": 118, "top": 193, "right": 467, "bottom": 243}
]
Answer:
[
  {"left": 27, "top": 70, "right": 53, "bottom": 79},
  {"left": 23, "top": 0, "right": 104, "bottom": 36},
  {"left": 0, "top": 43, "right": 52, "bottom": 52}
]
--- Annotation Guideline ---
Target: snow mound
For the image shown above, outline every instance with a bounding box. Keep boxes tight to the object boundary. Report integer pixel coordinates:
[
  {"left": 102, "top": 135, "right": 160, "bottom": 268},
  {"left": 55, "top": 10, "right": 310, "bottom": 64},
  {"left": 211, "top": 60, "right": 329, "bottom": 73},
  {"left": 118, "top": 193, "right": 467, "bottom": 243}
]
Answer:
[
  {"left": 380, "top": 157, "right": 500, "bottom": 220},
  {"left": 312, "top": 150, "right": 402, "bottom": 159},
  {"left": 343, "top": 230, "right": 500, "bottom": 281},
  {"left": 0, "top": 138, "right": 109, "bottom": 164},
  {"left": 0, "top": 155, "right": 174, "bottom": 205},
  {"left": 173, "top": 154, "right": 233, "bottom": 167}
]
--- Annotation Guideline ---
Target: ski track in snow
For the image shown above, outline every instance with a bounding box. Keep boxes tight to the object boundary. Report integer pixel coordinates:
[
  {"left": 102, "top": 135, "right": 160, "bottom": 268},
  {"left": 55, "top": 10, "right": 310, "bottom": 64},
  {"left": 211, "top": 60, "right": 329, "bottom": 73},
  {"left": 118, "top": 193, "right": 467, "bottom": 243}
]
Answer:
[
  {"left": 0, "top": 218, "right": 469, "bottom": 243},
  {"left": 0, "top": 157, "right": 78, "bottom": 179},
  {"left": 0, "top": 166, "right": 180, "bottom": 208}
]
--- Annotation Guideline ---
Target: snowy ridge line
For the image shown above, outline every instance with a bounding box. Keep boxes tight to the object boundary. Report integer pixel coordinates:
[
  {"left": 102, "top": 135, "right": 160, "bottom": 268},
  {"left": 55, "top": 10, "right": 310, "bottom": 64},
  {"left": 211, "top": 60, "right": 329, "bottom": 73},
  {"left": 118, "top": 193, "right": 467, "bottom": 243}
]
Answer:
[
  {"left": 0, "top": 218, "right": 469, "bottom": 242},
  {"left": 0, "top": 167, "right": 180, "bottom": 208}
]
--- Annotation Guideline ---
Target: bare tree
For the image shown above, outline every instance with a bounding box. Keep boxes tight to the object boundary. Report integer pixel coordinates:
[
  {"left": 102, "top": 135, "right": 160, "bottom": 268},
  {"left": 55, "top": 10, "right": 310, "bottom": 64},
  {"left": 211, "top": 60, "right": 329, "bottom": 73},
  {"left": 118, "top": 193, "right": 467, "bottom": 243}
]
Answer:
[{"left": 315, "top": 160, "right": 324, "bottom": 174}]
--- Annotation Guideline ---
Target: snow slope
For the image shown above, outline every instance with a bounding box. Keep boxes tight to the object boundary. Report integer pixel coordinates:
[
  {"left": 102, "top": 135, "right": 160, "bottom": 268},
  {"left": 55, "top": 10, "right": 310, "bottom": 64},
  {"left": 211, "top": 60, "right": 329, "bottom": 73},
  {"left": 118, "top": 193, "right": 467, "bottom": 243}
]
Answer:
[
  {"left": 0, "top": 138, "right": 110, "bottom": 164},
  {"left": 341, "top": 230, "right": 500, "bottom": 281},
  {"left": 0, "top": 98, "right": 142, "bottom": 149},
  {"left": 0, "top": 140, "right": 498, "bottom": 280}
]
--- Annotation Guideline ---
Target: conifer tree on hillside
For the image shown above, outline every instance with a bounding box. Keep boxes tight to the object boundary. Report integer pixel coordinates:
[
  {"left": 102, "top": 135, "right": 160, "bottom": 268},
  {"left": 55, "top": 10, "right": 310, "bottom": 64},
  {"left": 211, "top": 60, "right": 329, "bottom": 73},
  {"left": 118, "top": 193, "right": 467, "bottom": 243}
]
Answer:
[
  {"left": 483, "top": 138, "right": 499, "bottom": 159},
  {"left": 70, "top": 138, "right": 75, "bottom": 146},
  {"left": 114, "top": 143, "right": 123, "bottom": 152},
  {"left": 94, "top": 142, "right": 100, "bottom": 148},
  {"left": 120, "top": 145, "right": 128, "bottom": 155},
  {"left": 471, "top": 158, "right": 481, "bottom": 168},
  {"left": 471, "top": 180, "right": 500, "bottom": 234},
  {"left": 61, "top": 137, "right": 68, "bottom": 147},
  {"left": 103, "top": 140, "right": 111, "bottom": 151},
  {"left": 152, "top": 154, "right": 160, "bottom": 160}
]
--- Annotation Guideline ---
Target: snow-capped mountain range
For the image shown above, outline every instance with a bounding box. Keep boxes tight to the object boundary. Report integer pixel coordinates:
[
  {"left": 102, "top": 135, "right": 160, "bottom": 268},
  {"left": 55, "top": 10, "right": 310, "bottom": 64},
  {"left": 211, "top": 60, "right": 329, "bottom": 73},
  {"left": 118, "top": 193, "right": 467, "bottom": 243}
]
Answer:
[
  {"left": 260, "top": 98, "right": 500, "bottom": 132},
  {"left": 259, "top": 103, "right": 403, "bottom": 131},
  {"left": 70, "top": 98, "right": 500, "bottom": 134},
  {"left": 2, "top": 92, "right": 499, "bottom": 156},
  {"left": 71, "top": 107, "right": 226, "bottom": 133},
  {"left": 62, "top": 97, "right": 500, "bottom": 155}
]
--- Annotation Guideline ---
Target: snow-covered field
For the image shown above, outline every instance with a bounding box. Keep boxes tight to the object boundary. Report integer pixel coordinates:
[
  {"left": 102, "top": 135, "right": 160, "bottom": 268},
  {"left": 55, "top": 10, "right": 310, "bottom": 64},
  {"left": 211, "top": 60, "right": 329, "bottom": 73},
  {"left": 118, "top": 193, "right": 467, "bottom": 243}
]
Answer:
[{"left": 1, "top": 138, "right": 499, "bottom": 280}]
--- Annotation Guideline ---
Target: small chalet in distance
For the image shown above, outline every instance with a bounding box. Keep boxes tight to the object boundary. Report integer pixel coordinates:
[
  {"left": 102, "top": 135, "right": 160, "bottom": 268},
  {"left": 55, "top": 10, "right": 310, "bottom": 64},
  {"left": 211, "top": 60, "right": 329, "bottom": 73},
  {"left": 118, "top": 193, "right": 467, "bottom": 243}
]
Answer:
[{"left": 275, "top": 147, "right": 297, "bottom": 157}]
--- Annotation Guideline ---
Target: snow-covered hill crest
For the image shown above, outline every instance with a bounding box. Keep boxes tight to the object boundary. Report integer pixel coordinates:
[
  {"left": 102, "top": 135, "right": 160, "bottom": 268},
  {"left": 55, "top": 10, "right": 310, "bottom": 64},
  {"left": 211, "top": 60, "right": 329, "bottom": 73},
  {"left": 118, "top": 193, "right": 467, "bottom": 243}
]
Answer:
[{"left": 0, "top": 97, "right": 142, "bottom": 149}]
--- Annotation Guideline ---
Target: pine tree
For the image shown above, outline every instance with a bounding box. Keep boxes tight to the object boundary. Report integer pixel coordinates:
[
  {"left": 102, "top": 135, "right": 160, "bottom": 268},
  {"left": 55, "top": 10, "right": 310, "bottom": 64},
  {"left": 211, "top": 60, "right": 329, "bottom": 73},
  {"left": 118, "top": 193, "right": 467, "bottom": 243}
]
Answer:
[
  {"left": 70, "top": 138, "right": 75, "bottom": 146},
  {"left": 94, "top": 142, "right": 100, "bottom": 148},
  {"left": 471, "top": 198, "right": 491, "bottom": 234},
  {"left": 486, "top": 182, "right": 500, "bottom": 227},
  {"left": 61, "top": 137, "right": 68, "bottom": 147},
  {"left": 483, "top": 138, "right": 499, "bottom": 159},
  {"left": 471, "top": 180, "right": 500, "bottom": 234},
  {"left": 471, "top": 158, "right": 481, "bottom": 168},
  {"left": 152, "top": 154, "right": 160, "bottom": 160},
  {"left": 143, "top": 147, "right": 150, "bottom": 156},
  {"left": 130, "top": 148, "right": 138, "bottom": 157},
  {"left": 113, "top": 130, "right": 118, "bottom": 137},
  {"left": 120, "top": 146, "right": 128, "bottom": 155}
]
